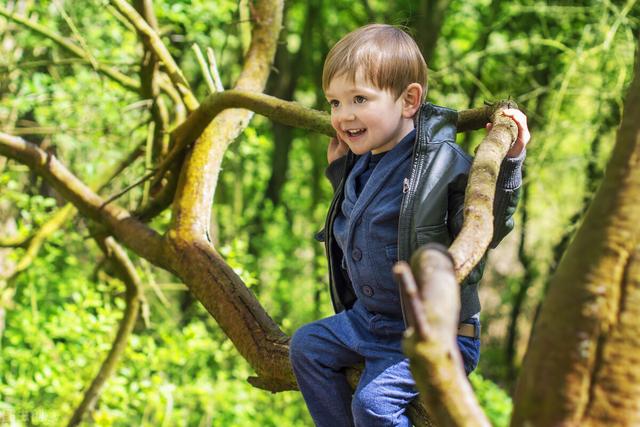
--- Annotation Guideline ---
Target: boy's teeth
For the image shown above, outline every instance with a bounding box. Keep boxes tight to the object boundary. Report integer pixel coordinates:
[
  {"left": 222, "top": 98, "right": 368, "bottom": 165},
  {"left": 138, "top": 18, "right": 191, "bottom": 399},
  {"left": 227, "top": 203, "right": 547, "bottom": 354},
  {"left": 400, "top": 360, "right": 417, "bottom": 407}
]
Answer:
[{"left": 346, "top": 129, "right": 365, "bottom": 135}]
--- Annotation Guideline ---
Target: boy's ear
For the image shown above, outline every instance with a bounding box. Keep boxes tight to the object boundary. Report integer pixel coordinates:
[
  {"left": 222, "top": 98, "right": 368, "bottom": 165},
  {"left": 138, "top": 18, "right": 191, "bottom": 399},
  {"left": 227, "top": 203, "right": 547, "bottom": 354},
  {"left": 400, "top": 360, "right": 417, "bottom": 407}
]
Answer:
[{"left": 401, "top": 83, "right": 423, "bottom": 118}]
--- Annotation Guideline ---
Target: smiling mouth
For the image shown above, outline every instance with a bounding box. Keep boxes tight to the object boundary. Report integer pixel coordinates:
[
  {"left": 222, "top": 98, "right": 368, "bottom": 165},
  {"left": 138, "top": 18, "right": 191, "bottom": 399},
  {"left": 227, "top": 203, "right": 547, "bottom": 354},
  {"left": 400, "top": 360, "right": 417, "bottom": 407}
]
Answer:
[{"left": 345, "top": 128, "right": 366, "bottom": 137}]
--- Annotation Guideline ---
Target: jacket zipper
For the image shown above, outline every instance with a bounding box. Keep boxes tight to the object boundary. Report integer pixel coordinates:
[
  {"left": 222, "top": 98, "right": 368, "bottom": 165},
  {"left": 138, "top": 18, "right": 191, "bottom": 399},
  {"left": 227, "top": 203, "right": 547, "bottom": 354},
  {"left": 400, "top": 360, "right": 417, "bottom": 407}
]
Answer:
[{"left": 397, "top": 103, "right": 429, "bottom": 326}]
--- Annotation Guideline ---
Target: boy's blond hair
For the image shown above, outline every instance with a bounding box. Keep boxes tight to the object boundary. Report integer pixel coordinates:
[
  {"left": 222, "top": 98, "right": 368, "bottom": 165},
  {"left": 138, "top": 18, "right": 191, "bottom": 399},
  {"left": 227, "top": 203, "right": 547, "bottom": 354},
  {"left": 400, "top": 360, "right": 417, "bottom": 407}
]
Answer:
[{"left": 322, "top": 24, "right": 428, "bottom": 99}]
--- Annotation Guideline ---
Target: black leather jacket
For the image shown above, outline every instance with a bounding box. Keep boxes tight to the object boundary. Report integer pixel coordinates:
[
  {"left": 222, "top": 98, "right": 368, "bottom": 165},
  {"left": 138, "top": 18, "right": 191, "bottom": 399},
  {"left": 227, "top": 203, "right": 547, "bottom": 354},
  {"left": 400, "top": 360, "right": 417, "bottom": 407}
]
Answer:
[{"left": 321, "top": 103, "right": 521, "bottom": 323}]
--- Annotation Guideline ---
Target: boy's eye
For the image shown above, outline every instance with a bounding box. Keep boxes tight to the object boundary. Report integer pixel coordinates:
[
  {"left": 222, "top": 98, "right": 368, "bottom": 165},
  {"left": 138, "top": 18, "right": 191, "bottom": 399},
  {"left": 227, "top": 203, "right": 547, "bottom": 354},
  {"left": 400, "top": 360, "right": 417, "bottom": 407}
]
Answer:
[
  {"left": 354, "top": 95, "right": 366, "bottom": 104},
  {"left": 329, "top": 100, "right": 340, "bottom": 108}
]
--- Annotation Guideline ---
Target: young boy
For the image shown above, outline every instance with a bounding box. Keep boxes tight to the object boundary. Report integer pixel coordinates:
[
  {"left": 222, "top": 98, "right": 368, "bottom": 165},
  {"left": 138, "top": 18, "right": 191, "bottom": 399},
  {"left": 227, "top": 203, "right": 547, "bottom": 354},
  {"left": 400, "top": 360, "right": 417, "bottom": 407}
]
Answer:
[{"left": 290, "top": 24, "right": 528, "bottom": 426}]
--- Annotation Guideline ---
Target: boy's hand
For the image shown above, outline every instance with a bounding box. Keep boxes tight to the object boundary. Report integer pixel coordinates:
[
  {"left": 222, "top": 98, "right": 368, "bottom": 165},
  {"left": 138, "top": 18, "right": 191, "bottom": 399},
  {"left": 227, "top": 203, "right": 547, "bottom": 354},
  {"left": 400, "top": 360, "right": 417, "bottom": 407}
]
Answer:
[
  {"left": 327, "top": 136, "right": 349, "bottom": 163},
  {"left": 485, "top": 108, "right": 530, "bottom": 158}
]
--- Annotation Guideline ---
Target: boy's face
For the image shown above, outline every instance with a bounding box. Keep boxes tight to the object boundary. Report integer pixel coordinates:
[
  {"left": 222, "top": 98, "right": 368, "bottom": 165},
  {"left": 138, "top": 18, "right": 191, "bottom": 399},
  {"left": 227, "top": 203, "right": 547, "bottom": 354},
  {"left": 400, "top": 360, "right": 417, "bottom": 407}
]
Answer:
[{"left": 325, "top": 71, "right": 415, "bottom": 155}]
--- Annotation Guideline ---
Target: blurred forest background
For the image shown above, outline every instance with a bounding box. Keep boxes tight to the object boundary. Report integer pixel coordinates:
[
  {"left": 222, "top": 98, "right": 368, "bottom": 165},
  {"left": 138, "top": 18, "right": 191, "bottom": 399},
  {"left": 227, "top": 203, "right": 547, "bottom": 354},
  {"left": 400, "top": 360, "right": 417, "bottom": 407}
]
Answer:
[{"left": 0, "top": 0, "right": 638, "bottom": 425}]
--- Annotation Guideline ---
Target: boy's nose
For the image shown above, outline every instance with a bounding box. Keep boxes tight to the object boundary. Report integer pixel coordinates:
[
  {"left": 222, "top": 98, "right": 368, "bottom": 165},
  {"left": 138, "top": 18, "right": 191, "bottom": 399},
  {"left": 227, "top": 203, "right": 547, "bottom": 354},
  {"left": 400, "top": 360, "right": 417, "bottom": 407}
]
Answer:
[{"left": 337, "top": 108, "right": 356, "bottom": 123}]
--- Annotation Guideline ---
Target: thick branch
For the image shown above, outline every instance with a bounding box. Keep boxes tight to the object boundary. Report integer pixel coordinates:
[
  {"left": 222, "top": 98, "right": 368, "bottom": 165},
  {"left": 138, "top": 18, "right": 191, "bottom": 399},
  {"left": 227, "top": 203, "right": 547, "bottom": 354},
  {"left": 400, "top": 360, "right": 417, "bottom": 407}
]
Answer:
[
  {"left": 449, "top": 101, "right": 518, "bottom": 282},
  {"left": 110, "top": 0, "right": 199, "bottom": 111},
  {"left": 512, "top": 35, "right": 640, "bottom": 426},
  {"left": 156, "top": 92, "right": 498, "bottom": 188},
  {"left": 163, "top": 0, "right": 293, "bottom": 390},
  {"left": 0, "top": 132, "right": 166, "bottom": 269},
  {"left": 395, "top": 246, "right": 490, "bottom": 427},
  {"left": 67, "top": 236, "right": 142, "bottom": 427}
]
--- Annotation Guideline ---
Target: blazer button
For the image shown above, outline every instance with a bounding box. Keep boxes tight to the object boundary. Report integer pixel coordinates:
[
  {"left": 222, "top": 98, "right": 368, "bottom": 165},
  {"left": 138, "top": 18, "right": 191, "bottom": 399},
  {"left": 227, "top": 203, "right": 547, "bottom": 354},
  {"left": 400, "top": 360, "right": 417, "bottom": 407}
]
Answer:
[
  {"left": 361, "top": 285, "right": 374, "bottom": 296},
  {"left": 352, "top": 248, "right": 362, "bottom": 261}
]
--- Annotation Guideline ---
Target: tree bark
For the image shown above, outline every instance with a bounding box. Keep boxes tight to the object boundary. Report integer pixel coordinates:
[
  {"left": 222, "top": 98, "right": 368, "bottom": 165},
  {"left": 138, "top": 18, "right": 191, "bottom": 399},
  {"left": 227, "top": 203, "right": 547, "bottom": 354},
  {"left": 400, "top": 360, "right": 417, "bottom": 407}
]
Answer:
[
  {"left": 505, "top": 174, "right": 533, "bottom": 386},
  {"left": 512, "top": 35, "right": 640, "bottom": 426},
  {"left": 449, "top": 101, "right": 518, "bottom": 282},
  {"left": 396, "top": 250, "right": 491, "bottom": 427}
]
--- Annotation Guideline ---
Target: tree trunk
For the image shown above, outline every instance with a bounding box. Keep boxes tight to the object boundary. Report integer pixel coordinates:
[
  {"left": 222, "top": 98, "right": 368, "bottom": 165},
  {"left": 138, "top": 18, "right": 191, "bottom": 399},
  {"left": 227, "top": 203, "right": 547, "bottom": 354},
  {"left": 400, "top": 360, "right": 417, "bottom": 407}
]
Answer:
[{"left": 512, "top": 35, "right": 640, "bottom": 426}]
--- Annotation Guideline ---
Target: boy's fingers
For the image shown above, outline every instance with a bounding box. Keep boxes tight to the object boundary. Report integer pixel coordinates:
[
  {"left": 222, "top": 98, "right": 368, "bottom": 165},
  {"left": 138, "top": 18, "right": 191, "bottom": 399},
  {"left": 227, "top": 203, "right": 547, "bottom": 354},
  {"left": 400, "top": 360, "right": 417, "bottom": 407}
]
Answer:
[
  {"left": 500, "top": 109, "right": 527, "bottom": 127},
  {"left": 500, "top": 109, "right": 530, "bottom": 146}
]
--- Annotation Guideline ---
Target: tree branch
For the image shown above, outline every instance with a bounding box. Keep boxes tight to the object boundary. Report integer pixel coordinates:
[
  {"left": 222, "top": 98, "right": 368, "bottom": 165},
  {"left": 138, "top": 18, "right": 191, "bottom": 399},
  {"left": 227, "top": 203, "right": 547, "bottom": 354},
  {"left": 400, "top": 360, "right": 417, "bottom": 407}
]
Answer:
[
  {"left": 449, "top": 101, "right": 519, "bottom": 282},
  {"left": 395, "top": 248, "right": 491, "bottom": 427},
  {"left": 0, "top": 6, "right": 138, "bottom": 91},
  {"left": 109, "top": 0, "right": 199, "bottom": 112},
  {"left": 164, "top": 0, "right": 293, "bottom": 390},
  {"left": 156, "top": 91, "right": 499, "bottom": 190},
  {"left": 0, "top": 132, "right": 166, "bottom": 269},
  {"left": 0, "top": 233, "right": 31, "bottom": 248},
  {"left": 67, "top": 236, "right": 142, "bottom": 427}
]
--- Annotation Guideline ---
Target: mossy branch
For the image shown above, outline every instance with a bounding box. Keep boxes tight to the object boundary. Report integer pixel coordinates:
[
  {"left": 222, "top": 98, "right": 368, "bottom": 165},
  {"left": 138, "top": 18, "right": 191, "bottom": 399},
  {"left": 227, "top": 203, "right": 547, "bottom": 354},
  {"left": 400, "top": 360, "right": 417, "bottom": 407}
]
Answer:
[
  {"left": 154, "top": 91, "right": 501, "bottom": 190},
  {"left": 394, "top": 248, "right": 491, "bottom": 427},
  {"left": 0, "top": 132, "right": 166, "bottom": 269},
  {"left": 449, "top": 101, "right": 519, "bottom": 282}
]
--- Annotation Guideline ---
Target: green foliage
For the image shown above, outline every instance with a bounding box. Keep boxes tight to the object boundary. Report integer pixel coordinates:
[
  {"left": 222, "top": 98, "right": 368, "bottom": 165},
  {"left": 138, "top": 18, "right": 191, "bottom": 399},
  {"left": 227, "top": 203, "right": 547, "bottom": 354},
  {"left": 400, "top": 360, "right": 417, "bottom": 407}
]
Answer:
[
  {"left": 470, "top": 372, "right": 512, "bottom": 427},
  {"left": 0, "top": 200, "right": 311, "bottom": 426}
]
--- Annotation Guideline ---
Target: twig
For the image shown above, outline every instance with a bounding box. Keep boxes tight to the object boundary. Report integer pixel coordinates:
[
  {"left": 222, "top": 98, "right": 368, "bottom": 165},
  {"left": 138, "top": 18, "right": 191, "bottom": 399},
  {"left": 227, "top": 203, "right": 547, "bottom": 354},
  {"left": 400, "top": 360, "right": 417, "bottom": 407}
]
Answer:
[
  {"left": 53, "top": 0, "right": 100, "bottom": 72},
  {"left": 192, "top": 44, "right": 216, "bottom": 94},
  {"left": 0, "top": 233, "right": 31, "bottom": 248},
  {"left": 207, "top": 47, "right": 225, "bottom": 92},
  {"left": 109, "top": 0, "right": 199, "bottom": 111},
  {"left": 141, "top": 121, "right": 155, "bottom": 207},
  {"left": 101, "top": 169, "right": 156, "bottom": 207},
  {"left": 1, "top": 205, "right": 75, "bottom": 281},
  {"left": 0, "top": 6, "right": 138, "bottom": 91}
]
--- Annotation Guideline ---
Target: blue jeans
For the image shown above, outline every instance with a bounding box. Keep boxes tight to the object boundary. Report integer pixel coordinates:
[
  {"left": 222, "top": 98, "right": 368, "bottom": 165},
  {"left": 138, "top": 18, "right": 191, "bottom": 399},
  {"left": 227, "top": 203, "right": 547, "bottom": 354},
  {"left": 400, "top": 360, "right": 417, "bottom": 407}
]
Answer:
[{"left": 290, "top": 300, "right": 480, "bottom": 427}]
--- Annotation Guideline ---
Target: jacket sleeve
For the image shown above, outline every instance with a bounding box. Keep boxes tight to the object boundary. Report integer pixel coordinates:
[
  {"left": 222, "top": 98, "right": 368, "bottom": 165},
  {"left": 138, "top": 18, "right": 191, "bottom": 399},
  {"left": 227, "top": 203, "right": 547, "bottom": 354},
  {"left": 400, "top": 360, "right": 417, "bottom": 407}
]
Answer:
[{"left": 490, "top": 149, "right": 525, "bottom": 248}]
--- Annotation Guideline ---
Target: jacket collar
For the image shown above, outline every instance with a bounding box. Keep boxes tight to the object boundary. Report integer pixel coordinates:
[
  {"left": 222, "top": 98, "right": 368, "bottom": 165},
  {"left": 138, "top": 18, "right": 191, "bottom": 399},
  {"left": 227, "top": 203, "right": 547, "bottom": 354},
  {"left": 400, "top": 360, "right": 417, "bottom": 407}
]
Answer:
[{"left": 415, "top": 102, "right": 458, "bottom": 148}]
